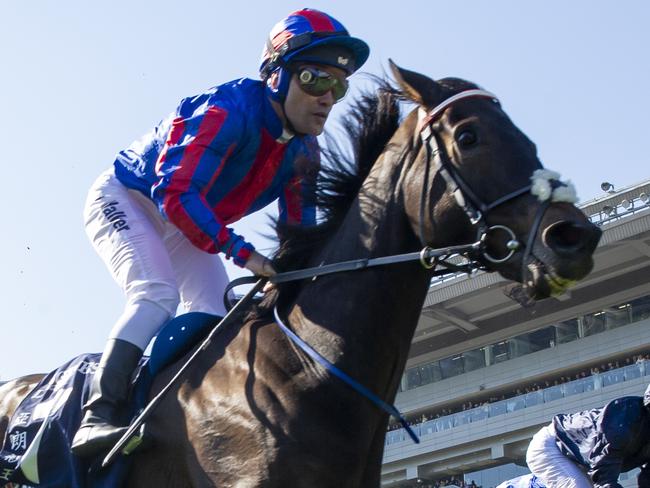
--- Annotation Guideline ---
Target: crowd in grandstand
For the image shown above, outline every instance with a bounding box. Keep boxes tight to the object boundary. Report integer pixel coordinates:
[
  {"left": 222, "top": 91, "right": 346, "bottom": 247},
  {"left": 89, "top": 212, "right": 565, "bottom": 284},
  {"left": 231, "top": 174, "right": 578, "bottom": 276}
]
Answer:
[
  {"left": 414, "top": 476, "right": 480, "bottom": 488},
  {"left": 388, "top": 353, "right": 650, "bottom": 432}
]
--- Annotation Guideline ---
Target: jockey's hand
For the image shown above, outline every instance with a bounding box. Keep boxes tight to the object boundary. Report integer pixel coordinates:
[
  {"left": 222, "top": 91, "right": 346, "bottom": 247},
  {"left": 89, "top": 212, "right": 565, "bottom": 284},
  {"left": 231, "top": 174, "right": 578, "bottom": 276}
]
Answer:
[{"left": 245, "top": 251, "right": 276, "bottom": 277}]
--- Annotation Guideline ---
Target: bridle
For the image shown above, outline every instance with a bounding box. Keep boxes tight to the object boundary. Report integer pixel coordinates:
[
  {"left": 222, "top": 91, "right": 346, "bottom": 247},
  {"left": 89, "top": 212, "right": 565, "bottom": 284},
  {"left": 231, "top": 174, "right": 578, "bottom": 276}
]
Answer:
[
  {"left": 418, "top": 89, "right": 529, "bottom": 266},
  {"left": 415, "top": 89, "right": 561, "bottom": 284},
  {"left": 260, "top": 89, "right": 561, "bottom": 287}
]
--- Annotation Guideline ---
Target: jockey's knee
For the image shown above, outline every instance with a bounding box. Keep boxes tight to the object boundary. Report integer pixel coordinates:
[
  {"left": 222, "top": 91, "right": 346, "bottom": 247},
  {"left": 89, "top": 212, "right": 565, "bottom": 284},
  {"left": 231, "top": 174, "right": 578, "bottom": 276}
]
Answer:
[
  {"left": 127, "top": 281, "right": 180, "bottom": 316},
  {"left": 110, "top": 284, "right": 180, "bottom": 349},
  {"left": 149, "top": 285, "right": 181, "bottom": 316}
]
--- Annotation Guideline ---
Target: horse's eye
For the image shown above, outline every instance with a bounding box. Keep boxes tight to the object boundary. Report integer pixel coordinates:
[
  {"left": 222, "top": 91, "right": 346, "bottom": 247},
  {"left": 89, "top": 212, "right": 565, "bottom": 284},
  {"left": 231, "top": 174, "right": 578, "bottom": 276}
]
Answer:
[{"left": 456, "top": 130, "right": 478, "bottom": 148}]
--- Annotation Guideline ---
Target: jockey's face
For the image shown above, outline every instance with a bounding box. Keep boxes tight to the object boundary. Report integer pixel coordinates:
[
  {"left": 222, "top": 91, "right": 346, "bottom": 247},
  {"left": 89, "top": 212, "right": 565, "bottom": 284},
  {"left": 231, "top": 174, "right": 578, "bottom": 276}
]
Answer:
[{"left": 284, "top": 64, "right": 347, "bottom": 136}]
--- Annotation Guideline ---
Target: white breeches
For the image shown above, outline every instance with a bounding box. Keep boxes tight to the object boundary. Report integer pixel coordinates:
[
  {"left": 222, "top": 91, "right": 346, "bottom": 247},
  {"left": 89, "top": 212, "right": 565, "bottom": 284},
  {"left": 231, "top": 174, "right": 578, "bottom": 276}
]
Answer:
[{"left": 84, "top": 168, "right": 230, "bottom": 350}]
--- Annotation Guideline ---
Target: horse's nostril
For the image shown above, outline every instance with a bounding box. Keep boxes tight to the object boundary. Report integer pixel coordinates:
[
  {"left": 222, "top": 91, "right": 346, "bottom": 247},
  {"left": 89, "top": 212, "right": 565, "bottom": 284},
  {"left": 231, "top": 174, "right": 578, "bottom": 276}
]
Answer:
[{"left": 543, "top": 221, "right": 601, "bottom": 255}]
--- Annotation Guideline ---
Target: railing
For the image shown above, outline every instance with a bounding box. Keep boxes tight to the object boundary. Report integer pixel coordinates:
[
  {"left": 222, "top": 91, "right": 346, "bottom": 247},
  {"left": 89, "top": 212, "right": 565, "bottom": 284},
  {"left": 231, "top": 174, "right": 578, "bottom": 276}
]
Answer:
[{"left": 385, "top": 361, "right": 650, "bottom": 445}]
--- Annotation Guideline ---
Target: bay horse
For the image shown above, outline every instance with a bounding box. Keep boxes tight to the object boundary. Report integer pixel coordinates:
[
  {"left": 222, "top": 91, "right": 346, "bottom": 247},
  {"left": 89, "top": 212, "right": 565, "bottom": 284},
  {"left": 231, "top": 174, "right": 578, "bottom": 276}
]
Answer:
[{"left": 0, "top": 62, "right": 601, "bottom": 487}]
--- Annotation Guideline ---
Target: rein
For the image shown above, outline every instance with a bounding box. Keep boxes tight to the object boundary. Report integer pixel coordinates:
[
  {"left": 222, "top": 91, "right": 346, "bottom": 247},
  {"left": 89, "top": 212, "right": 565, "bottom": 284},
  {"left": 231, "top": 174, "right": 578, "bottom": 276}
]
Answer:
[{"left": 273, "top": 306, "right": 420, "bottom": 443}]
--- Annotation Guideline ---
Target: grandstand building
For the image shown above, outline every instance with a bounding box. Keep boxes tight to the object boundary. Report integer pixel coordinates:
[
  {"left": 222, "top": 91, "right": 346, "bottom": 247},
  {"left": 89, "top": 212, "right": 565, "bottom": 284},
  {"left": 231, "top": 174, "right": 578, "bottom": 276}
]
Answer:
[{"left": 381, "top": 180, "right": 650, "bottom": 488}]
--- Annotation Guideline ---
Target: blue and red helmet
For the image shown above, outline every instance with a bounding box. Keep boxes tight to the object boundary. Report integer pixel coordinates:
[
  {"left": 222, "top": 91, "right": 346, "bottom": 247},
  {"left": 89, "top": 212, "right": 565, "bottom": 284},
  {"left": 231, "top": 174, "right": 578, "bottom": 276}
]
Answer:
[{"left": 260, "top": 8, "right": 370, "bottom": 101}]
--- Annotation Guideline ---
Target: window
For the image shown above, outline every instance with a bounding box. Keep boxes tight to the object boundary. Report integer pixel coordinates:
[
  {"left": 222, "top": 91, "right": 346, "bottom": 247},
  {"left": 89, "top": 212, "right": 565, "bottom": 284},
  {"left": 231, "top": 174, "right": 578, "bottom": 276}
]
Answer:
[
  {"left": 624, "top": 363, "right": 642, "bottom": 380},
  {"left": 400, "top": 293, "right": 650, "bottom": 392},
  {"left": 563, "top": 380, "right": 585, "bottom": 396},
  {"left": 604, "top": 304, "right": 631, "bottom": 329},
  {"left": 525, "top": 390, "right": 543, "bottom": 407},
  {"left": 488, "top": 401, "right": 508, "bottom": 417},
  {"left": 583, "top": 311, "right": 606, "bottom": 336},
  {"left": 424, "top": 362, "right": 443, "bottom": 383},
  {"left": 509, "top": 327, "right": 554, "bottom": 358},
  {"left": 440, "top": 354, "right": 464, "bottom": 379},
  {"left": 405, "top": 367, "right": 422, "bottom": 390},
  {"left": 490, "top": 341, "right": 510, "bottom": 364},
  {"left": 602, "top": 369, "right": 626, "bottom": 387},
  {"left": 543, "top": 385, "right": 563, "bottom": 402},
  {"left": 463, "top": 347, "right": 487, "bottom": 372},
  {"left": 631, "top": 295, "right": 650, "bottom": 322},
  {"left": 555, "top": 318, "right": 580, "bottom": 344}
]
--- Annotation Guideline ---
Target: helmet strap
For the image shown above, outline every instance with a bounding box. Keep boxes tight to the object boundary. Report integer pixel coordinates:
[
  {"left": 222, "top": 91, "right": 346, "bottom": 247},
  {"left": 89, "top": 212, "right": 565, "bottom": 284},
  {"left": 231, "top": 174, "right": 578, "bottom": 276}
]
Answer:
[{"left": 266, "top": 71, "right": 304, "bottom": 137}]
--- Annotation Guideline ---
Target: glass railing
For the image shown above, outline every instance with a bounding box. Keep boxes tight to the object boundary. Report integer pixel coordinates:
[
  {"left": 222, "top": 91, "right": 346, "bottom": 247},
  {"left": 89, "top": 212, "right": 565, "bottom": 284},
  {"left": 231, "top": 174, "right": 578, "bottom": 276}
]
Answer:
[{"left": 385, "top": 361, "right": 650, "bottom": 446}]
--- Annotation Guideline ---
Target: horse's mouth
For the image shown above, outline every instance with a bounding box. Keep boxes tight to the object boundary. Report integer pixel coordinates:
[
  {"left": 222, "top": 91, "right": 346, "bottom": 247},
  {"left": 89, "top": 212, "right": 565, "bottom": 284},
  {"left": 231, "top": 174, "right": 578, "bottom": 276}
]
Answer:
[{"left": 526, "top": 260, "right": 578, "bottom": 300}]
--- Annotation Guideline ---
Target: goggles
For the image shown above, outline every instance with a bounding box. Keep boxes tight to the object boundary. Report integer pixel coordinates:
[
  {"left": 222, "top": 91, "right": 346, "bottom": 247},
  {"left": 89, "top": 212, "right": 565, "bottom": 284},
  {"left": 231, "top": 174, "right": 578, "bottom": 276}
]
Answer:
[{"left": 292, "top": 66, "right": 349, "bottom": 102}]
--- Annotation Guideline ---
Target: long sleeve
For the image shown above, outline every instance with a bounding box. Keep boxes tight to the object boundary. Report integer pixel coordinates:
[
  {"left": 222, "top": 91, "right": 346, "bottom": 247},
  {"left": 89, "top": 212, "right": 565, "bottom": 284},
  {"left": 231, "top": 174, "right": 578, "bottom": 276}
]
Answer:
[
  {"left": 588, "top": 398, "right": 644, "bottom": 488},
  {"left": 152, "top": 104, "right": 254, "bottom": 266},
  {"left": 588, "top": 435, "right": 625, "bottom": 488}
]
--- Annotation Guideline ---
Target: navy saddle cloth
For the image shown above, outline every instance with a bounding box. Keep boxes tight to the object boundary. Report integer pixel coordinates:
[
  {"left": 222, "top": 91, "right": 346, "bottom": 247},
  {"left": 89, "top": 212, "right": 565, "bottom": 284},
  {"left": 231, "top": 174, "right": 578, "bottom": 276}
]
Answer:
[
  {"left": 0, "top": 312, "right": 220, "bottom": 488},
  {"left": 496, "top": 474, "right": 546, "bottom": 488}
]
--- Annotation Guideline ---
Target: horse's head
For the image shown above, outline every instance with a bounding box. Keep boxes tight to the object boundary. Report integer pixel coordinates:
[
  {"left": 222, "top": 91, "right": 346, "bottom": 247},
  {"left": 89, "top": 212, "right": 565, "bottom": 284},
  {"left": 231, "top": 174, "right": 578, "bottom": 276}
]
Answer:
[{"left": 390, "top": 61, "right": 601, "bottom": 300}]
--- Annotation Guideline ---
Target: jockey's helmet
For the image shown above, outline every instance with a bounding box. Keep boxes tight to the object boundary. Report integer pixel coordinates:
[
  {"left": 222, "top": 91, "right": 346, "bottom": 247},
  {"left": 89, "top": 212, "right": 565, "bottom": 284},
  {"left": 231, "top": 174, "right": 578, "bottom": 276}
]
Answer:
[{"left": 260, "top": 8, "right": 369, "bottom": 102}]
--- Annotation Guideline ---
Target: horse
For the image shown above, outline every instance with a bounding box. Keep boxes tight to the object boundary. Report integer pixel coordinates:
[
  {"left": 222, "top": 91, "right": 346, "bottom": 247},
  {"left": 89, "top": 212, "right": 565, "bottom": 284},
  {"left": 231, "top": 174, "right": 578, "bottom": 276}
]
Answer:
[{"left": 0, "top": 61, "right": 601, "bottom": 487}]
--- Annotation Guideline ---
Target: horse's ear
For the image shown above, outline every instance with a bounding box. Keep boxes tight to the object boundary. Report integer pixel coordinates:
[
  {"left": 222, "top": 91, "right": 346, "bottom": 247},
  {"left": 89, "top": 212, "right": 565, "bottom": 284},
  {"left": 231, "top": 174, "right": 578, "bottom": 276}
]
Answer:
[{"left": 389, "top": 59, "right": 442, "bottom": 108}]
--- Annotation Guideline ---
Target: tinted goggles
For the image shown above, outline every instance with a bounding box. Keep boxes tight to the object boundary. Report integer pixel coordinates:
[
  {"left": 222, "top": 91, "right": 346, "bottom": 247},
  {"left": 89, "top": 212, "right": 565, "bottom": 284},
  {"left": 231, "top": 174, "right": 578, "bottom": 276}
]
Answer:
[{"left": 293, "top": 66, "right": 349, "bottom": 102}]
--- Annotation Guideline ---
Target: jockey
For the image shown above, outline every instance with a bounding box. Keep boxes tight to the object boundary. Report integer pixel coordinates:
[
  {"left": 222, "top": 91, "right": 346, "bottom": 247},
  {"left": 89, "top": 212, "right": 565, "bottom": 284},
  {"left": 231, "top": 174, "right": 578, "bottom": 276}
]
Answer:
[
  {"left": 71, "top": 8, "right": 369, "bottom": 458},
  {"left": 525, "top": 384, "right": 650, "bottom": 488}
]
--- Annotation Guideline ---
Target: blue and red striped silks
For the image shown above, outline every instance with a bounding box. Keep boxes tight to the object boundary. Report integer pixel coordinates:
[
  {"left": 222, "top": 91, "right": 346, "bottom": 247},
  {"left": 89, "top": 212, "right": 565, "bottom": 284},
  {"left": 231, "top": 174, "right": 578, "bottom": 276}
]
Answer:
[{"left": 113, "top": 78, "right": 319, "bottom": 266}]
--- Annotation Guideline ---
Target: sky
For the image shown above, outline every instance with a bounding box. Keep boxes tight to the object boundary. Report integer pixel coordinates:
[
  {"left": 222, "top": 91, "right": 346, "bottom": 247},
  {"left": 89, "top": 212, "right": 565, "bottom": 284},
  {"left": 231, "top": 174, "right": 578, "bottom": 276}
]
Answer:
[{"left": 1, "top": 1, "right": 648, "bottom": 380}]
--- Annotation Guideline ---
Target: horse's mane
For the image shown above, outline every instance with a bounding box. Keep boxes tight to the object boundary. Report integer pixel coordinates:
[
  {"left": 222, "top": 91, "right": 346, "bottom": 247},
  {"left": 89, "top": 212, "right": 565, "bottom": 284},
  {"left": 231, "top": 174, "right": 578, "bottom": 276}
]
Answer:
[{"left": 251, "top": 75, "right": 479, "bottom": 317}]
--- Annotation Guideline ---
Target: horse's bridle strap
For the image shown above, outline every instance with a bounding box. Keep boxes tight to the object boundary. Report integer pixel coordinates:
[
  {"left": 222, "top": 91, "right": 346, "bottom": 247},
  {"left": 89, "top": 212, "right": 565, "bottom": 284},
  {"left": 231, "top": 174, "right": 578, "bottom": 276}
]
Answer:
[
  {"left": 416, "top": 89, "right": 534, "bottom": 263},
  {"left": 417, "top": 89, "right": 498, "bottom": 133}
]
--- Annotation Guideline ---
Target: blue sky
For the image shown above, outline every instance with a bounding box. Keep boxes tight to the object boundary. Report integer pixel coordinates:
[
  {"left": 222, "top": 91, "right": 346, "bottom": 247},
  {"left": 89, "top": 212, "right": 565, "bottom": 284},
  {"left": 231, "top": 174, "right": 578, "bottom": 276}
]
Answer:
[{"left": 1, "top": 1, "right": 648, "bottom": 380}]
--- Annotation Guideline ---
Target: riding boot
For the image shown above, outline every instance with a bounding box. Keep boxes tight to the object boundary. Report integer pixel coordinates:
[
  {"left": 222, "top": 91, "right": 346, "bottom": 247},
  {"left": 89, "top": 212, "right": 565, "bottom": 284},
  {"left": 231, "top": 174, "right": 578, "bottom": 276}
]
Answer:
[{"left": 70, "top": 338, "right": 142, "bottom": 458}]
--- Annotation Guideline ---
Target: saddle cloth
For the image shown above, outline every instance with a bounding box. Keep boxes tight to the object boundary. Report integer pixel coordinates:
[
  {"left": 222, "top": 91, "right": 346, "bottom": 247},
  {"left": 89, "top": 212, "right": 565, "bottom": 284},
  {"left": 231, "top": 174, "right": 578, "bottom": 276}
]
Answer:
[
  {"left": 0, "top": 312, "right": 219, "bottom": 488},
  {"left": 496, "top": 474, "right": 546, "bottom": 488}
]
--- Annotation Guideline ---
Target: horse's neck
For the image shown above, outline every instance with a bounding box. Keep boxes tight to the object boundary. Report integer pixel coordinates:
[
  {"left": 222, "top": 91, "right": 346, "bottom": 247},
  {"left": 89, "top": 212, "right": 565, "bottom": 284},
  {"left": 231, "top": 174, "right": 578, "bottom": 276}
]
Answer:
[{"left": 287, "top": 150, "right": 431, "bottom": 395}]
